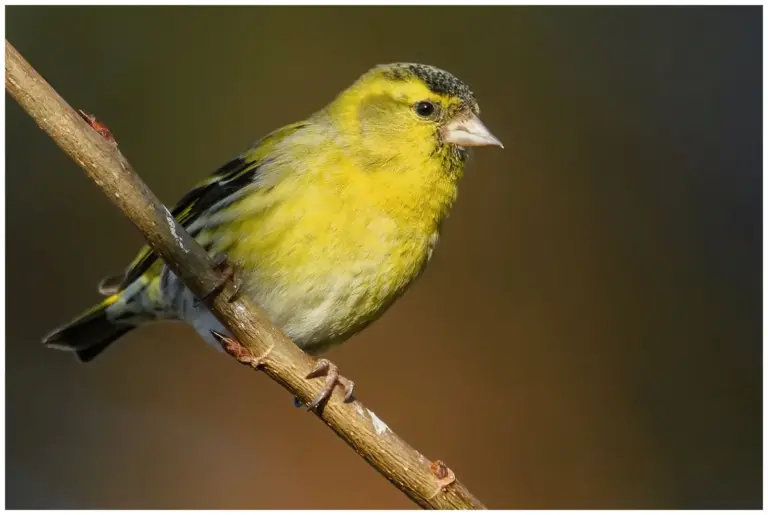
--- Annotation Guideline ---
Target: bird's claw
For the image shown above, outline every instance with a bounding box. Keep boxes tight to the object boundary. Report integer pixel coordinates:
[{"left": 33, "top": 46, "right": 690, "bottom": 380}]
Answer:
[
  {"left": 210, "top": 330, "right": 273, "bottom": 368},
  {"left": 304, "top": 358, "right": 355, "bottom": 411},
  {"left": 210, "top": 331, "right": 354, "bottom": 410},
  {"left": 205, "top": 255, "right": 243, "bottom": 303}
]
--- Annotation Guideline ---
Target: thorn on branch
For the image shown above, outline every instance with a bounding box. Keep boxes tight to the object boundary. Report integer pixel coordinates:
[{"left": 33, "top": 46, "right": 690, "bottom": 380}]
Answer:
[
  {"left": 77, "top": 110, "right": 117, "bottom": 145},
  {"left": 77, "top": 109, "right": 131, "bottom": 172},
  {"left": 429, "top": 459, "right": 457, "bottom": 498}
]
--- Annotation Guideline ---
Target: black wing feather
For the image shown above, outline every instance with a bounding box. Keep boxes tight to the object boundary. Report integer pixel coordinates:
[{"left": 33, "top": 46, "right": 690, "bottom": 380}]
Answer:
[{"left": 116, "top": 156, "right": 261, "bottom": 289}]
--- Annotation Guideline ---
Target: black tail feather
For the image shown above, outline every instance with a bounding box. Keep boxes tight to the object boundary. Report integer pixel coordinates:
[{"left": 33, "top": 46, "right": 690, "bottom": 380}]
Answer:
[{"left": 43, "top": 297, "right": 135, "bottom": 363}]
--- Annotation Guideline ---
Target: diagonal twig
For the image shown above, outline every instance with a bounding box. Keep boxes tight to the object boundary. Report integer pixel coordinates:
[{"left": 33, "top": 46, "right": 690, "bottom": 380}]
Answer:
[{"left": 5, "top": 40, "right": 487, "bottom": 509}]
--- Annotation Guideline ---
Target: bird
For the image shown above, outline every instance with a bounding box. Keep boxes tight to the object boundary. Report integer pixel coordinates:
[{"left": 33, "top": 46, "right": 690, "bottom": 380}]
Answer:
[{"left": 42, "top": 62, "right": 503, "bottom": 409}]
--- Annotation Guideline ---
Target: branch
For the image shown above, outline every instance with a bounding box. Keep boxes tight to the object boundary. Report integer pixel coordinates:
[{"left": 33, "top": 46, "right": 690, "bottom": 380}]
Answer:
[{"left": 6, "top": 40, "right": 487, "bottom": 510}]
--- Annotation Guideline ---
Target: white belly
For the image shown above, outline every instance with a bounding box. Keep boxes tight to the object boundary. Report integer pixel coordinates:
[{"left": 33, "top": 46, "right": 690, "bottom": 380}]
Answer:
[{"left": 165, "top": 265, "right": 396, "bottom": 355}]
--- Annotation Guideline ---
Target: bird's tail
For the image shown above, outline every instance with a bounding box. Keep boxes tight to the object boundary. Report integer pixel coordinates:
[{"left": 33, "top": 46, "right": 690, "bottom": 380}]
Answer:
[{"left": 42, "top": 294, "right": 136, "bottom": 363}]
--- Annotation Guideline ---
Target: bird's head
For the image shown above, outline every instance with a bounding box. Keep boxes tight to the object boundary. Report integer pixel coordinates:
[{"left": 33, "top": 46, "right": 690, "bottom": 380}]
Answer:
[{"left": 323, "top": 63, "right": 502, "bottom": 169}]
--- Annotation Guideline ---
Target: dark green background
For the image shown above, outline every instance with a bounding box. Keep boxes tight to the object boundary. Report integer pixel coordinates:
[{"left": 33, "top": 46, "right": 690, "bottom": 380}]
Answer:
[{"left": 6, "top": 6, "right": 761, "bottom": 509}]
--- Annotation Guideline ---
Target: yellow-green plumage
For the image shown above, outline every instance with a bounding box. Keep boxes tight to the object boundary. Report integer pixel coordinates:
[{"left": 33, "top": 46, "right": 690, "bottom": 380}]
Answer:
[{"left": 43, "top": 63, "right": 501, "bottom": 361}]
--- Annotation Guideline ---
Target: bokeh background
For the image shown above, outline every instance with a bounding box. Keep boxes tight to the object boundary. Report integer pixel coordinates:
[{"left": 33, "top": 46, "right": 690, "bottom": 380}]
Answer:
[{"left": 5, "top": 6, "right": 762, "bottom": 509}]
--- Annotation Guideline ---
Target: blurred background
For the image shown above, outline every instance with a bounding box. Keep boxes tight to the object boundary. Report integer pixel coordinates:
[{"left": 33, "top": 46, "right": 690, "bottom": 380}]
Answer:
[{"left": 5, "top": 6, "right": 761, "bottom": 509}]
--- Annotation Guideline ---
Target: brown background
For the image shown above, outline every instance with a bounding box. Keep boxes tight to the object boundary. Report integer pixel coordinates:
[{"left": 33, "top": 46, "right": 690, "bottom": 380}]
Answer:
[{"left": 6, "top": 6, "right": 761, "bottom": 509}]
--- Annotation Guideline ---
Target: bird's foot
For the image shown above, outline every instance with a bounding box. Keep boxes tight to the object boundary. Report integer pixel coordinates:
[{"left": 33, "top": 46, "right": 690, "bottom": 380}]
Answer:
[
  {"left": 211, "top": 330, "right": 353, "bottom": 410},
  {"left": 303, "top": 358, "right": 355, "bottom": 411},
  {"left": 205, "top": 255, "right": 243, "bottom": 303},
  {"left": 210, "top": 330, "right": 273, "bottom": 368}
]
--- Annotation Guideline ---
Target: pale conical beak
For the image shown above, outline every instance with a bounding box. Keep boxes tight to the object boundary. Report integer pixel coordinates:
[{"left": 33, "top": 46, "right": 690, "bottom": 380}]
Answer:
[{"left": 442, "top": 113, "right": 504, "bottom": 148}]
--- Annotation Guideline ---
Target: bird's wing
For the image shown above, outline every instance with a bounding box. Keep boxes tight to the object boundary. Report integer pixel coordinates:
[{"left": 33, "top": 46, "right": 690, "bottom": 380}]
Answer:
[
  {"left": 107, "top": 121, "right": 308, "bottom": 292},
  {"left": 116, "top": 155, "right": 262, "bottom": 290}
]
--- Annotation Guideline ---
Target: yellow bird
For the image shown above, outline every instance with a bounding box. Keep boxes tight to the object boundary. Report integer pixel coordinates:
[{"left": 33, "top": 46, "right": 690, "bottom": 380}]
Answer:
[{"left": 43, "top": 63, "right": 502, "bottom": 408}]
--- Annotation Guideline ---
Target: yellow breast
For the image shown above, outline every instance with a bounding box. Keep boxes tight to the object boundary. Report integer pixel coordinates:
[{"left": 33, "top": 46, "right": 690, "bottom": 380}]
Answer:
[{"left": 204, "top": 144, "right": 459, "bottom": 351}]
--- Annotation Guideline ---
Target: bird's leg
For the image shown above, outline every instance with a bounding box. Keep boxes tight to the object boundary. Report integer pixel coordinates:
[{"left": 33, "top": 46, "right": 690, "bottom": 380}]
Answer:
[
  {"left": 205, "top": 254, "right": 243, "bottom": 303},
  {"left": 304, "top": 358, "right": 355, "bottom": 411},
  {"left": 210, "top": 330, "right": 273, "bottom": 368}
]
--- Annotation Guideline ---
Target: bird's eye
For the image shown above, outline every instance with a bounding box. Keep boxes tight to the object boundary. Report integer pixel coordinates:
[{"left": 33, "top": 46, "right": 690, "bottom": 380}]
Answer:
[{"left": 415, "top": 101, "right": 436, "bottom": 118}]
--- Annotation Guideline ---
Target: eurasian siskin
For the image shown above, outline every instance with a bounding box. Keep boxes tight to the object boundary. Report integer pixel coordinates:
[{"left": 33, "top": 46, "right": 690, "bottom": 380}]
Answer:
[{"left": 43, "top": 63, "right": 502, "bottom": 406}]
